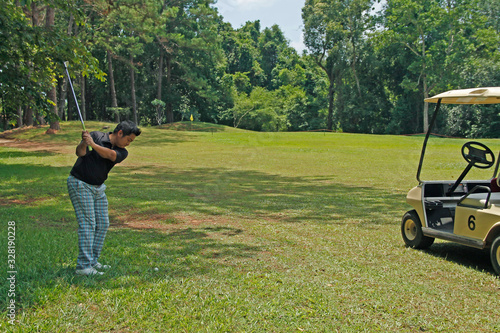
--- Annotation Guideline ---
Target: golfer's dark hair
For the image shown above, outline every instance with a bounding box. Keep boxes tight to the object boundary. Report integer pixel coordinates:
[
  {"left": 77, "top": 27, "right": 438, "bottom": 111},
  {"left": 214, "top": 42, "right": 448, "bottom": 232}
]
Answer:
[{"left": 114, "top": 120, "right": 141, "bottom": 136}]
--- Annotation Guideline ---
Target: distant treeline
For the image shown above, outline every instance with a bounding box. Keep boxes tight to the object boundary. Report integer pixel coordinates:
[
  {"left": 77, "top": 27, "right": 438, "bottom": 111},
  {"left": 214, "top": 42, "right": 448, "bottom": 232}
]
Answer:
[{"left": 1, "top": 0, "right": 499, "bottom": 137}]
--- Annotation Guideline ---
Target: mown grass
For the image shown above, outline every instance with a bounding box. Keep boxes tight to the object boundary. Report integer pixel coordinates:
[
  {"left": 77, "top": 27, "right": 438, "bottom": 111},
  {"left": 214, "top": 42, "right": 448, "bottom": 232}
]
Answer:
[{"left": 1, "top": 121, "right": 499, "bottom": 332}]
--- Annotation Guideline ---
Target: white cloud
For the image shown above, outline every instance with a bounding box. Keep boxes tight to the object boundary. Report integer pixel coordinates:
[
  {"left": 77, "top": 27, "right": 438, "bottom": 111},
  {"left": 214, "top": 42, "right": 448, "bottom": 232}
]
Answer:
[
  {"left": 290, "top": 31, "right": 306, "bottom": 53},
  {"left": 290, "top": 40, "right": 305, "bottom": 53}
]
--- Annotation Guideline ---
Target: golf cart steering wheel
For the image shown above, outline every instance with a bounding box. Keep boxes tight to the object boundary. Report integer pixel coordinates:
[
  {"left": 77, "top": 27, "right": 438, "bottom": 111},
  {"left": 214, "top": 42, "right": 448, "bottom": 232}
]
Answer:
[
  {"left": 461, "top": 141, "right": 495, "bottom": 169},
  {"left": 448, "top": 141, "right": 495, "bottom": 195}
]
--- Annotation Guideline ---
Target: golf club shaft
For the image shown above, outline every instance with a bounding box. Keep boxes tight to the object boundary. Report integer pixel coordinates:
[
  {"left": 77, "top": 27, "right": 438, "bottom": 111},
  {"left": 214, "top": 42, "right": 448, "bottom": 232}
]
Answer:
[{"left": 63, "top": 62, "right": 86, "bottom": 131}]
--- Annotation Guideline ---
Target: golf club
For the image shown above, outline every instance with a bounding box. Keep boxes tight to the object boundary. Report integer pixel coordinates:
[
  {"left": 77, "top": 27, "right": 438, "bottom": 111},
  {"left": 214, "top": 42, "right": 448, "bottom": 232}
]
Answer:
[{"left": 63, "top": 61, "right": 86, "bottom": 131}]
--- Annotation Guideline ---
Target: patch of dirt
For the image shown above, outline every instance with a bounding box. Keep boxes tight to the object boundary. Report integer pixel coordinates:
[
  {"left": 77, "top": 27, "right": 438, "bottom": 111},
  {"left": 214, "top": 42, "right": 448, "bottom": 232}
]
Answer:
[
  {"left": 110, "top": 212, "right": 233, "bottom": 231},
  {"left": 0, "top": 137, "right": 72, "bottom": 154},
  {"left": 0, "top": 126, "right": 73, "bottom": 154},
  {"left": 0, "top": 198, "right": 46, "bottom": 206},
  {"left": 110, "top": 213, "right": 175, "bottom": 230}
]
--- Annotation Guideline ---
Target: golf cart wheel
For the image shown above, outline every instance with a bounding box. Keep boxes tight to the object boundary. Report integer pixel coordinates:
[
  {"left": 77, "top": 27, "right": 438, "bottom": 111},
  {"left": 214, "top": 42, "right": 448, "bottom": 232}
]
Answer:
[
  {"left": 401, "top": 210, "right": 434, "bottom": 249},
  {"left": 491, "top": 235, "right": 500, "bottom": 275}
]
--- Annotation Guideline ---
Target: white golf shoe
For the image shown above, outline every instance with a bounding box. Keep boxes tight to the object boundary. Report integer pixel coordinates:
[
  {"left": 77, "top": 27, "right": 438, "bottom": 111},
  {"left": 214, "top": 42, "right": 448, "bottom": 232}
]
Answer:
[
  {"left": 93, "top": 262, "right": 111, "bottom": 270},
  {"left": 75, "top": 267, "right": 104, "bottom": 276}
]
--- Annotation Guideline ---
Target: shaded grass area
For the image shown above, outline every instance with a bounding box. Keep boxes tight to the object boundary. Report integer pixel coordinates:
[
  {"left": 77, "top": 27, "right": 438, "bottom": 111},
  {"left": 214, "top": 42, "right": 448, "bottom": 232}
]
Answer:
[
  {"left": 1, "top": 122, "right": 499, "bottom": 332},
  {"left": 111, "top": 165, "right": 404, "bottom": 225}
]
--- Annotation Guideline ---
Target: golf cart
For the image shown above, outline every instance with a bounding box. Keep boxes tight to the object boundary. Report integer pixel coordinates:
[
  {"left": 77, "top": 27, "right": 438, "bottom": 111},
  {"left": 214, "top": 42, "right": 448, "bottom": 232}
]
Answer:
[{"left": 401, "top": 87, "right": 500, "bottom": 275}]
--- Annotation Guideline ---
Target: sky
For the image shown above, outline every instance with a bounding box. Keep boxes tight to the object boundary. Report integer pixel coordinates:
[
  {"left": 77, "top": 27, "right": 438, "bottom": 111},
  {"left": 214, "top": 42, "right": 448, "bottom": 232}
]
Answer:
[
  {"left": 214, "top": 0, "right": 385, "bottom": 54},
  {"left": 214, "top": 0, "right": 307, "bottom": 53}
]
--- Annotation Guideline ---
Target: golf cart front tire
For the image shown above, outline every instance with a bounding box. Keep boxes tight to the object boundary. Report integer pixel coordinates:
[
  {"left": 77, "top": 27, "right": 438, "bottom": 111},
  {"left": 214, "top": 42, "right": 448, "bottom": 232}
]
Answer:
[
  {"left": 491, "top": 235, "right": 500, "bottom": 275},
  {"left": 401, "top": 210, "right": 435, "bottom": 249}
]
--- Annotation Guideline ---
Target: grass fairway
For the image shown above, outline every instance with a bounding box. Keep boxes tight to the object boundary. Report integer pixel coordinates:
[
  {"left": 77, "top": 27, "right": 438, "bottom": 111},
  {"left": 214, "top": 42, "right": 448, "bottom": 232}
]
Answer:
[{"left": 1, "top": 121, "right": 499, "bottom": 332}]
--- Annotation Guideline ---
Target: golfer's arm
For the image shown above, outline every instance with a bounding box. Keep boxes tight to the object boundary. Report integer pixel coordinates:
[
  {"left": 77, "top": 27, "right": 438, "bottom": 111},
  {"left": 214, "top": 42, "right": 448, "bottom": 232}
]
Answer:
[
  {"left": 76, "top": 141, "right": 88, "bottom": 157},
  {"left": 89, "top": 142, "right": 117, "bottom": 162}
]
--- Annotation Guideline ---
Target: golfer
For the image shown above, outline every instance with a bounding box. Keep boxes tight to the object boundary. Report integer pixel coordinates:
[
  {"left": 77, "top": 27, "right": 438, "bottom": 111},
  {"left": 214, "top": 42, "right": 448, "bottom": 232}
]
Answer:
[{"left": 68, "top": 120, "right": 141, "bottom": 275}]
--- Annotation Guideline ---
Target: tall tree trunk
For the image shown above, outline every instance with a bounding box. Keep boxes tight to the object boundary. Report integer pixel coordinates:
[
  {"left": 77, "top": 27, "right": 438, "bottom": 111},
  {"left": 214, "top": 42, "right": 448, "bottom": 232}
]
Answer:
[
  {"left": 157, "top": 48, "right": 163, "bottom": 101},
  {"left": 165, "top": 55, "right": 174, "bottom": 123},
  {"left": 57, "top": 14, "right": 74, "bottom": 121},
  {"left": 57, "top": 77, "right": 66, "bottom": 120},
  {"left": 47, "top": 87, "right": 57, "bottom": 128},
  {"left": 24, "top": 106, "right": 33, "bottom": 126},
  {"left": 130, "top": 54, "right": 138, "bottom": 124},
  {"left": 420, "top": 30, "right": 429, "bottom": 132},
  {"left": 107, "top": 50, "right": 119, "bottom": 122},
  {"left": 30, "top": 2, "right": 39, "bottom": 25},
  {"left": 45, "top": 5, "right": 60, "bottom": 132},
  {"left": 335, "top": 69, "right": 344, "bottom": 130},
  {"left": 350, "top": 41, "right": 361, "bottom": 98},
  {"left": 24, "top": 2, "right": 38, "bottom": 128},
  {"left": 422, "top": 74, "right": 429, "bottom": 132},
  {"left": 317, "top": 57, "right": 336, "bottom": 131},
  {"left": 324, "top": 63, "right": 336, "bottom": 132},
  {"left": 327, "top": 79, "right": 334, "bottom": 131},
  {"left": 17, "top": 106, "right": 23, "bottom": 127},
  {"left": 1, "top": 107, "right": 6, "bottom": 130},
  {"left": 156, "top": 49, "right": 164, "bottom": 125},
  {"left": 35, "top": 110, "right": 45, "bottom": 125}
]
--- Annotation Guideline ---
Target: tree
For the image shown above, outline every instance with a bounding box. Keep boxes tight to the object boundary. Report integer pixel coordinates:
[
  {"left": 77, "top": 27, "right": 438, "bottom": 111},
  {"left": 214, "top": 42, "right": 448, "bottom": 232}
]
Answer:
[
  {"left": 138, "top": 0, "right": 222, "bottom": 123},
  {"left": 0, "top": 0, "right": 103, "bottom": 131},
  {"left": 45, "top": 5, "right": 60, "bottom": 132},
  {"left": 302, "top": 0, "right": 374, "bottom": 130},
  {"left": 381, "top": 0, "right": 497, "bottom": 131},
  {"left": 222, "top": 87, "right": 285, "bottom": 131},
  {"left": 258, "top": 25, "right": 287, "bottom": 89}
]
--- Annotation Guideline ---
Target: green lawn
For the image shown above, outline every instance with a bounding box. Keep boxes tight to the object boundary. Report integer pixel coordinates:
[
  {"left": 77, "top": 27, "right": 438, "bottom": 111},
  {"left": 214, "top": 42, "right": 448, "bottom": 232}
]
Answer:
[{"left": 1, "top": 122, "right": 499, "bottom": 332}]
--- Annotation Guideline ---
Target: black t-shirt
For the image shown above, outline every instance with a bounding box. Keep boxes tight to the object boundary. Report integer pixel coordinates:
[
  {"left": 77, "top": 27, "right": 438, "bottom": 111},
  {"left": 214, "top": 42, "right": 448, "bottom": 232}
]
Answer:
[{"left": 70, "top": 132, "right": 128, "bottom": 185}]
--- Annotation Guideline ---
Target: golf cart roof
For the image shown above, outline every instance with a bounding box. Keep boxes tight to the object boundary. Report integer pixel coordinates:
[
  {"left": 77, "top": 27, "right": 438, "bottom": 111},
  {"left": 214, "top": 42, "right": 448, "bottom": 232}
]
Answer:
[{"left": 425, "top": 87, "right": 500, "bottom": 104}]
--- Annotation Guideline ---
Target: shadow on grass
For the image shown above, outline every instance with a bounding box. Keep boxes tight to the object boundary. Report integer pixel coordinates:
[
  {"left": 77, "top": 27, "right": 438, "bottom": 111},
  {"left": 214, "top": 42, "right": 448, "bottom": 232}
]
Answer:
[
  {"left": 106, "top": 226, "right": 259, "bottom": 278},
  {"left": 51, "top": 226, "right": 261, "bottom": 291},
  {"left": 110, "top": 165, "right": 406, "bottom": 226},
  {"left": 0, "top": 149, "right": 58, "bottom": 159},
  {"left": 0, "top": 219, "right": 259, "bottom": 310},
  {"left": 0, "top": 162, "right": 70, "bottom": 209},
  {"left": 422, "top": 242, "right": 495, "bottom": 275}
]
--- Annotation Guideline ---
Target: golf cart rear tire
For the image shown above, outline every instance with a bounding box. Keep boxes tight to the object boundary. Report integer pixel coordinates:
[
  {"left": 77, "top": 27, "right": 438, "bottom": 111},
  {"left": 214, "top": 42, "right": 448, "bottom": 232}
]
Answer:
[
  {"left": 401, "top": 210, "right": 435, "bottom": 249},
  {"left": 490, "top": 236, "right": 500, "bottom": 275}
]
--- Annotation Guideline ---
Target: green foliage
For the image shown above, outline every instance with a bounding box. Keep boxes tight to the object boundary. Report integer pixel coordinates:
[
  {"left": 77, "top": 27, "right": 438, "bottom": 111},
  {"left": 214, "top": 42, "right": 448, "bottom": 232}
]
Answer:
[
  {"left": 377, "top": 0, "right": 500, "bottom": 134},
  {"left": 1, "top": 0, "right": 499, "bottom": 136},
  {"left": 221, "top": 88, "right": 282, "bottom": 131},
  {"left": 303, "top": 0, "right": 375, "bottom": 131},
  {"left": 232, "top": 72, "right": 252, "bottom": 95},
  {"left": 0, "top": 0, "right": 103, "bottom": 129}
]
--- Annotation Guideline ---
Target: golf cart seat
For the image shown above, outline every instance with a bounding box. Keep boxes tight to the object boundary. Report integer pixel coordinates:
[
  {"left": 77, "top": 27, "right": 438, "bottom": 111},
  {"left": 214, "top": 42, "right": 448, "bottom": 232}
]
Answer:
[
  {"left": 459, "top": 192, "right": 500, "bottom": 208},
  {"left": 491, "top": 178, "right": 500, "bottom": 192}
]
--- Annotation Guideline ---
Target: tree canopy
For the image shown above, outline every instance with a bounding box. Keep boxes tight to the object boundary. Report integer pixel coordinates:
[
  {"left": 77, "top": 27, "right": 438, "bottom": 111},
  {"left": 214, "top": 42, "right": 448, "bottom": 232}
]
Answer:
[{"left": 1, "top": 0, "right": 499, "bottom": 137}]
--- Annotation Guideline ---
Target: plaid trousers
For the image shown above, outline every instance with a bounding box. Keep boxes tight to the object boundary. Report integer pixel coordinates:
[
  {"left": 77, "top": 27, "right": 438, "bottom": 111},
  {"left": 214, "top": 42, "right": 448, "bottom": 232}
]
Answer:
[{"left": 67, "top": 175, "right": 109, "bottom": 270}]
